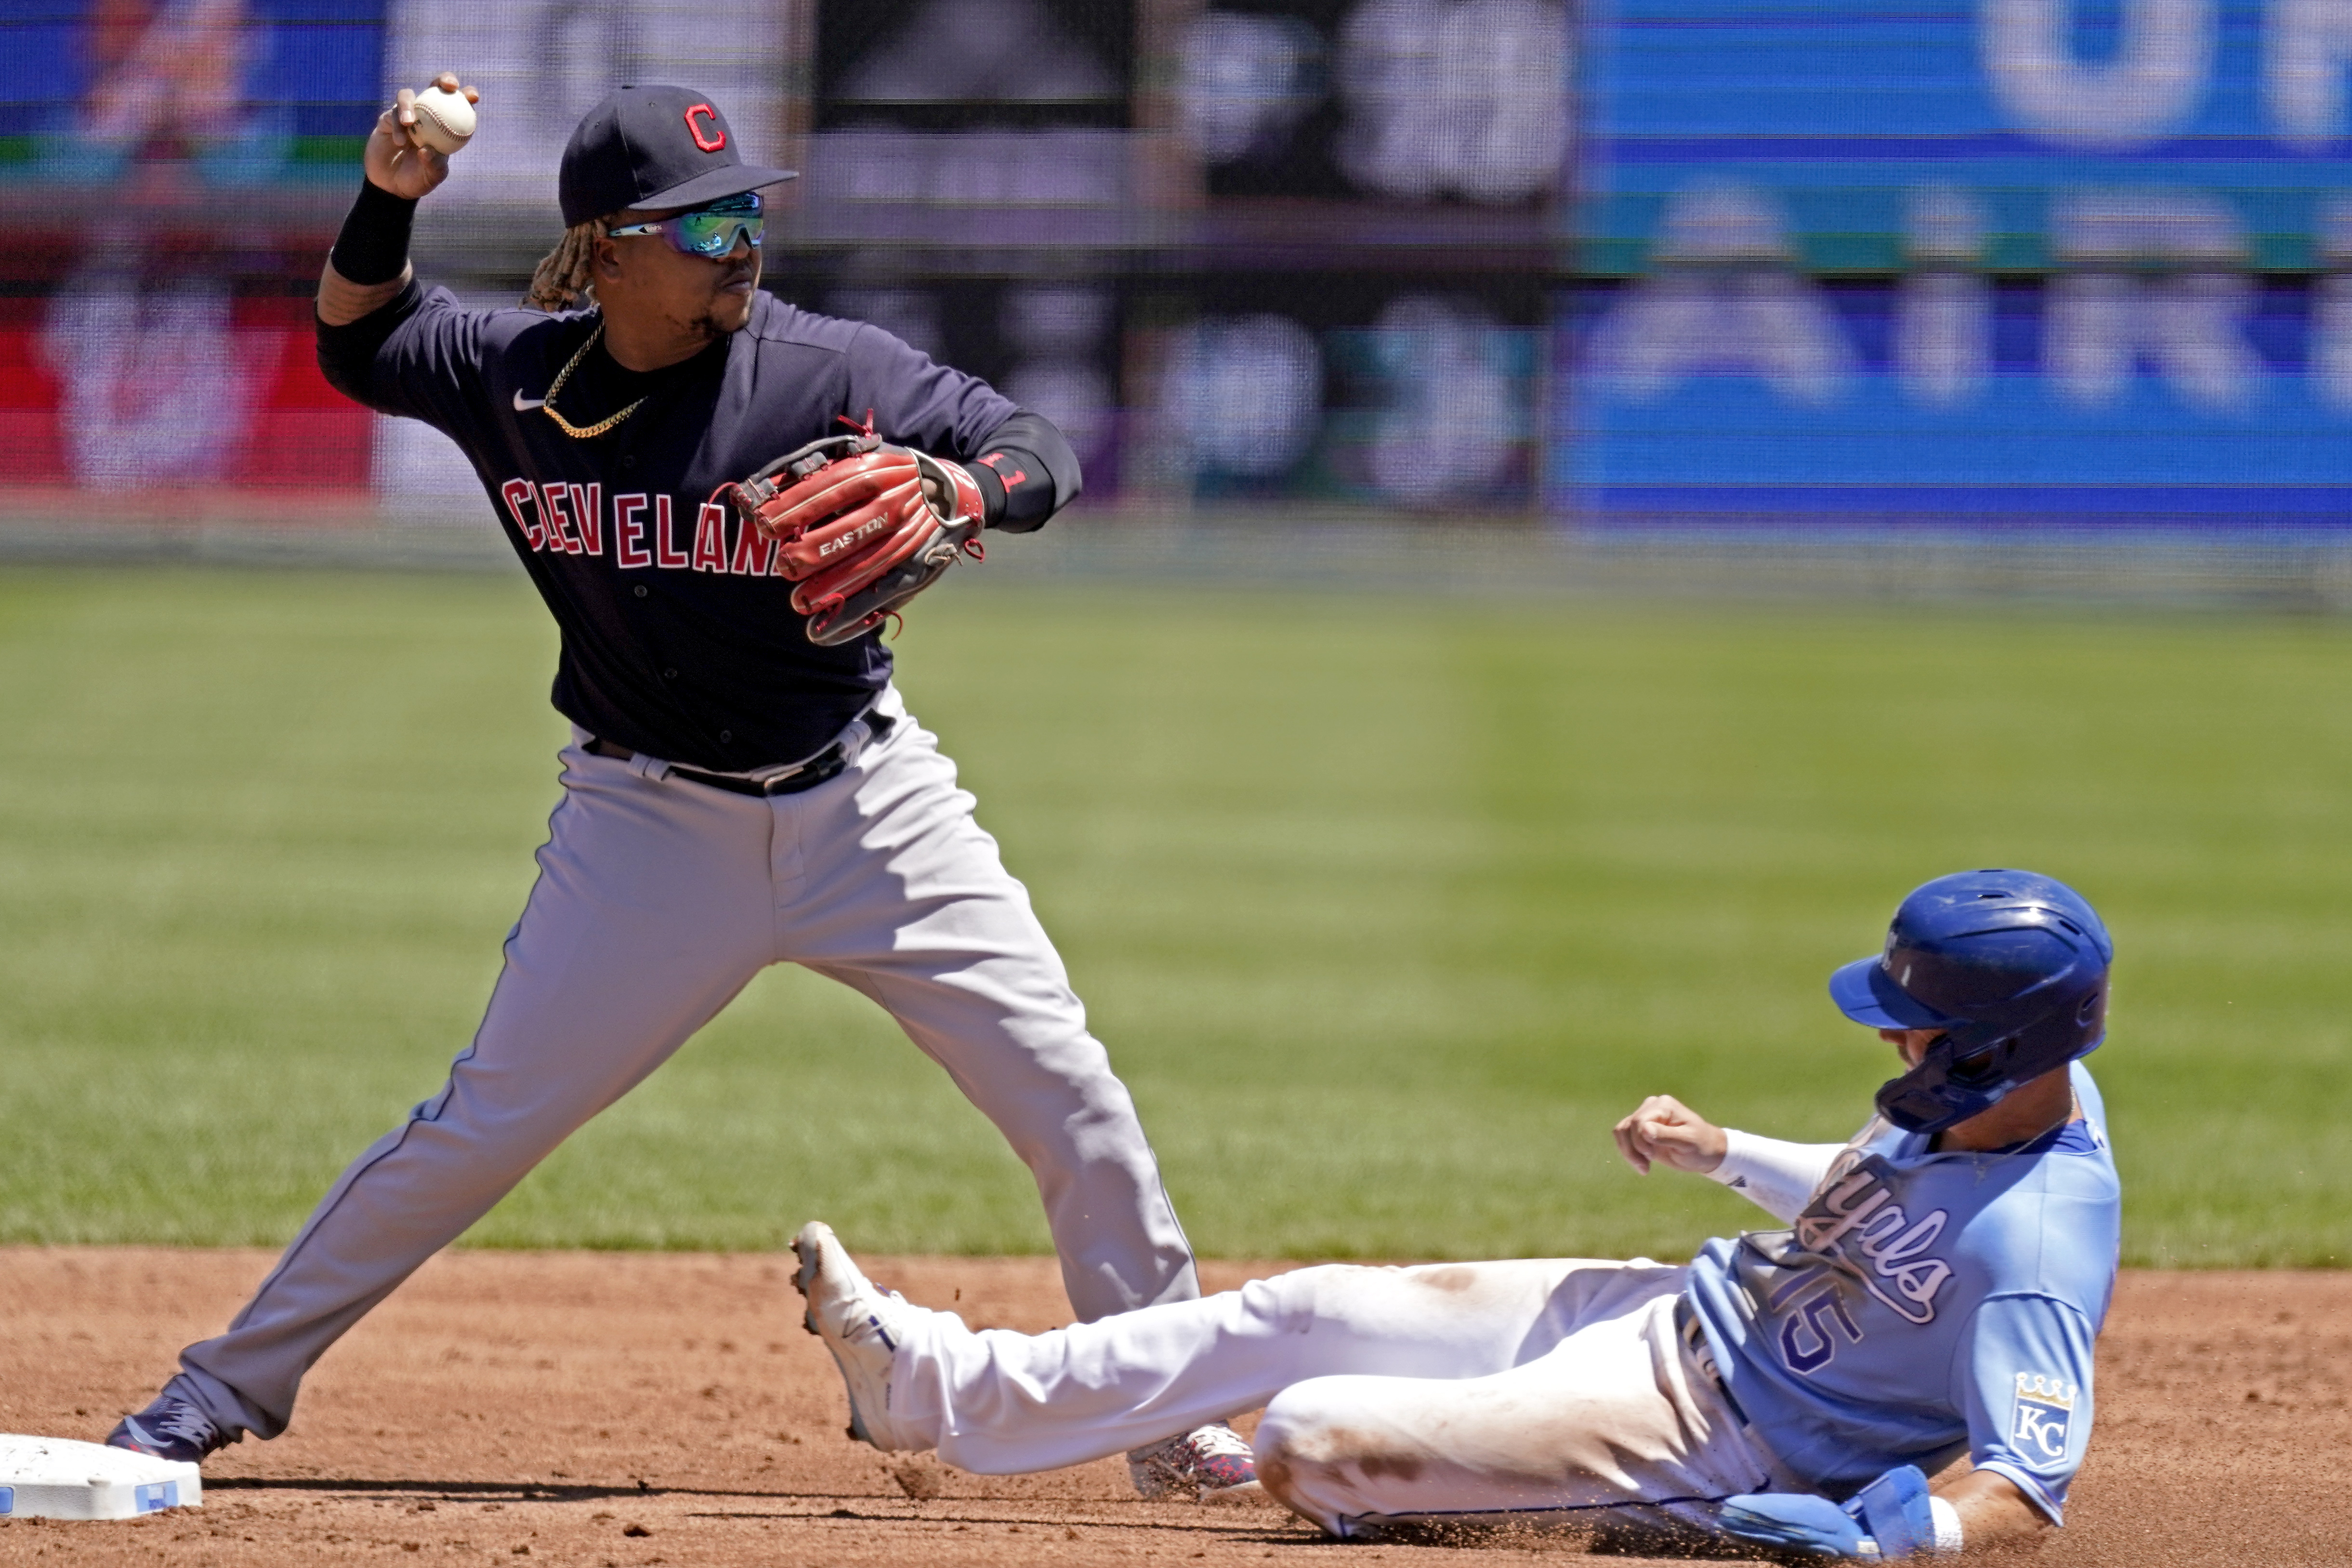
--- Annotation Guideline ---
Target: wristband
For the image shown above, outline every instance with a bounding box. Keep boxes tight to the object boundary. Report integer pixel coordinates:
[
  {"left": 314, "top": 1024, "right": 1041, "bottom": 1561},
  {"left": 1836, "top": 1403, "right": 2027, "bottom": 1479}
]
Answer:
[
  {"left": 973, "top": 445, "right": 1054, "bottom": 529},
  {"left": 1927, "top": 1495, "right": 1963, "bottom": 1555},
  {"left": 967, "top": 457, "right": 1007, "bottom": 527},
  {"left": 330, "top": 179, "right": 419, "bottom": 287}
]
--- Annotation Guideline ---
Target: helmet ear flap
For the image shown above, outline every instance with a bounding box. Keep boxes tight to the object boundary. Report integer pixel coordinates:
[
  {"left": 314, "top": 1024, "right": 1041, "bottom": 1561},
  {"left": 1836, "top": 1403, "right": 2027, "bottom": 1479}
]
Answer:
[
  {"left": 1945, "top": 1041, "right": 2010, "bottom": 1088},
  {"left": 1877, "top": 992, "right": 2104, "bottom": 1133}
]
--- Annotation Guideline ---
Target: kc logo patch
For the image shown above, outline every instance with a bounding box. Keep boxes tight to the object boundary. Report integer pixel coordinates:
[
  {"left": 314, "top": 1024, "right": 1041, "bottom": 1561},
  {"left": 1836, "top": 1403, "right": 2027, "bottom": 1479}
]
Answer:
[{"left": 2011, "top": 1373, "right": 2077, "bottom": 1461}]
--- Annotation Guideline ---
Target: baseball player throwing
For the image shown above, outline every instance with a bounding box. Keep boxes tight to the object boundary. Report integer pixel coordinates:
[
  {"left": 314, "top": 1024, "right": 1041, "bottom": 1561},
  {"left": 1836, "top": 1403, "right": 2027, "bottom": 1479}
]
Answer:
[
  {"left": 105, "top": 76, "right": 1243, "bottom": 1498},
  {"left": 792, "top": 870, "right": 2121, "bottom": 1555}
]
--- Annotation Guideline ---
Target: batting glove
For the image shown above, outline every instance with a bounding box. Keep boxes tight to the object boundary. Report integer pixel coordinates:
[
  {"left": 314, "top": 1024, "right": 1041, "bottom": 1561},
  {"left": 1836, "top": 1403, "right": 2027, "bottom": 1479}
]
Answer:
[{"left": 1717, "top": 1464, "right": 1943, "bottom": 1559}]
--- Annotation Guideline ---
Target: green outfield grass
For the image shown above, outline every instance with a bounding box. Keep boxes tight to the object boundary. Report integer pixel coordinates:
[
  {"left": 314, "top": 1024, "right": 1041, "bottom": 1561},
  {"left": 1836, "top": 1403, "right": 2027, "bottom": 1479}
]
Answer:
[{"left": 0, "top": 565, "right": 2345, "bottom": 1267}]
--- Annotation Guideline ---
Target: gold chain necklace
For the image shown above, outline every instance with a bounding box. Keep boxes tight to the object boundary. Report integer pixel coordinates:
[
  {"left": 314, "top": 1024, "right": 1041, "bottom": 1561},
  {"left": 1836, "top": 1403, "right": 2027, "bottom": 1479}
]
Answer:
[{"left": 539, "top": 323, "right": 648, "bottom": 440}]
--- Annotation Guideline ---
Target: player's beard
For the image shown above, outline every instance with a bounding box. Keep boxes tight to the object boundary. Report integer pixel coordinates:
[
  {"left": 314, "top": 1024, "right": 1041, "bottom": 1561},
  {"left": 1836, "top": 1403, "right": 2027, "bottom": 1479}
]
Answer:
[
  {"left": 697, "top": 257, "right": 759, "bottom": 340},
  {"left": 678, "top": 305, "right": 731, "bottom": 346}
]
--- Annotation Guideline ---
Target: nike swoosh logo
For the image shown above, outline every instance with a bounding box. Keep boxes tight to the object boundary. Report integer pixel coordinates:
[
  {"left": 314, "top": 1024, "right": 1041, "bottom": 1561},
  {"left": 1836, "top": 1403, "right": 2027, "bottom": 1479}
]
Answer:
[{"left": 513, "top": 391, "right": 546, "bottom": 411}]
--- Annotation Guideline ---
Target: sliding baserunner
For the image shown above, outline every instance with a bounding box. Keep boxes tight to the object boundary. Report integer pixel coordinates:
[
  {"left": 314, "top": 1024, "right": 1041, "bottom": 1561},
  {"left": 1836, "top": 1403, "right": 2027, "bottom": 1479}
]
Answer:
[{"left": 794, "top": 870, "right": 2121, "bottom": 1556}]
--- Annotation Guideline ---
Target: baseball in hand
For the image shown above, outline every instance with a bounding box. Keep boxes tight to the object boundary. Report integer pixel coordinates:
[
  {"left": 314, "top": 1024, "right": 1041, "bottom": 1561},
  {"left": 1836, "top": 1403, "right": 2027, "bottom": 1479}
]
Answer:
[{"left": 409, "top": 84, "right": 476, "bottom": 155}]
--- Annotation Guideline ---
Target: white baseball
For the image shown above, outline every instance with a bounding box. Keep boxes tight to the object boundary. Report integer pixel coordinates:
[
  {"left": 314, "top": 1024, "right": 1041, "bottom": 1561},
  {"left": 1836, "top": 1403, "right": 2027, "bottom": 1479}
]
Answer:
[{"left": 409, "top": 85, "right": 475, "bottom": 156}]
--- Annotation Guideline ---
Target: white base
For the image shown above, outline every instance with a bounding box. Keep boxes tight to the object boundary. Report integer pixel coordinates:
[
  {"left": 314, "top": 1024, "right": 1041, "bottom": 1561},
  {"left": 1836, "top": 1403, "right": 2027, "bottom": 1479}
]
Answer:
[{"left": 0, "top": 1435, "right": 202, "bottom": 1519}]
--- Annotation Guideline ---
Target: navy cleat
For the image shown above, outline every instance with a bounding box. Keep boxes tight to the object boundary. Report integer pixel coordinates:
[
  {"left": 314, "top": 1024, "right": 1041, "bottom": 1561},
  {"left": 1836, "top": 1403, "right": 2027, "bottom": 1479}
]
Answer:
[{"left": 107, "top": 1392, "right": 233, "bottom": 1465}]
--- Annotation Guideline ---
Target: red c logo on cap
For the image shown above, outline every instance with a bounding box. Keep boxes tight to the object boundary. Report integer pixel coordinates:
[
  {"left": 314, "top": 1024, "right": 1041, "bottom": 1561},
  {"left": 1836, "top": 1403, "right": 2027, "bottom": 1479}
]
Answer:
[{"left": 684, "top": 104, "right": 726, "bottom": 152}]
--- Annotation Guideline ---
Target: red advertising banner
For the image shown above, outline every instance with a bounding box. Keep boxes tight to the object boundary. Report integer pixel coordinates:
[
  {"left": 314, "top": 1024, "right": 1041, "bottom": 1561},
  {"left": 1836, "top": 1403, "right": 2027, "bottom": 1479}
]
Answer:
[{"left": 0, "top": 294, "right": 372, "bottom": 511}]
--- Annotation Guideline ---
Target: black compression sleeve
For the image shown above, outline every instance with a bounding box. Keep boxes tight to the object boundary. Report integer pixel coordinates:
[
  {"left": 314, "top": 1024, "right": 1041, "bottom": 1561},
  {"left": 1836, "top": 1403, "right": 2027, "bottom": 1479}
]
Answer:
[
  {"left": 316, "top": 277, "right": 423, "bottom": 403},
  {"left": 968, "top": 411, "right": 1080, "bottom": 532},
  {"left": 329, "top": 179, "right": 419, "bottom": 286}
]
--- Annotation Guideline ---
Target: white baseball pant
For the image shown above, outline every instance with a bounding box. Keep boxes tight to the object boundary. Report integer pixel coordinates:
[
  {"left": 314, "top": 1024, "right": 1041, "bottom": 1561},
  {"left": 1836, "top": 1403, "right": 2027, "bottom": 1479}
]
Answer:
[
  {"left": 171, "top": 688, "right": 1200, "bottom": 1439},
  {"left": 877, "top": 1258, "right": 1774, "bottom": 1539}
]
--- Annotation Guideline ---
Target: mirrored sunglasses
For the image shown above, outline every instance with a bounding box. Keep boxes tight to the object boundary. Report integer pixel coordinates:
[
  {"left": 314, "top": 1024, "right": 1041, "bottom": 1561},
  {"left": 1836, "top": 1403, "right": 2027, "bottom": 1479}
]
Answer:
[{"left": 606, "top": 193, "right": 763, "bottom": 258}]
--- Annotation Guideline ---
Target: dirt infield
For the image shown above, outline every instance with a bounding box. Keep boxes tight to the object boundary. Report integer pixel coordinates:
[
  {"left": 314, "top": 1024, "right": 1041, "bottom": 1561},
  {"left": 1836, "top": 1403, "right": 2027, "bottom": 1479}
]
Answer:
[{"left": 0, "top": 1251, "right": 2344, "bottom": 1567}]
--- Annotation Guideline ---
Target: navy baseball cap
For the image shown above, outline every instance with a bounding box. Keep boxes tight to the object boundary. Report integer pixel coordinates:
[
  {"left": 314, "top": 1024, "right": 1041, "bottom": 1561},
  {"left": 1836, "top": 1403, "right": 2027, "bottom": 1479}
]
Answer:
[{"left": 558, "top": 85, "right": 797, "bottom": 228}]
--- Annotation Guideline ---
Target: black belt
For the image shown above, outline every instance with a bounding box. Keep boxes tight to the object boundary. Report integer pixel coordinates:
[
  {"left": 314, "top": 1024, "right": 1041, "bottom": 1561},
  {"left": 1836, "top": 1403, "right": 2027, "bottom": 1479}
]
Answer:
[{"left": 587, "top": 712, "right": 893, "bottom": 798}]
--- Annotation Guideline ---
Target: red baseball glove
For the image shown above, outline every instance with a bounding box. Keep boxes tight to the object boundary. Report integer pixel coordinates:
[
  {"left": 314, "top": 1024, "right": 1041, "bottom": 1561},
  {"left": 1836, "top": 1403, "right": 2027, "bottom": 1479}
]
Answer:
[{"left": 718, "top": 424, "right": 987, "bottom": 646}]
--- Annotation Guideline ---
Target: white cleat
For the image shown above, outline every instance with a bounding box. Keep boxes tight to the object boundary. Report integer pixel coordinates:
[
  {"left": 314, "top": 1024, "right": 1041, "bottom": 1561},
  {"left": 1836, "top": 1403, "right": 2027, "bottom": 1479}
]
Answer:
[
  {"left": 1129, "top": 1421, "right": 1263, "bottom": 1503},
  {"left": 791, "top": 1220, "right": 915, "bottom": 1451}
]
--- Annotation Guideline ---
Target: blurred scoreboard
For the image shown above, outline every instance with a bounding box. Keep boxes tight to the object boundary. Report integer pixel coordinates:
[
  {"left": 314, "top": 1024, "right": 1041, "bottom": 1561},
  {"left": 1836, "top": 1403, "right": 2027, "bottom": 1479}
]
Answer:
[
  {"left": 780, "top": 0, "right": 1561, "bottom": 510},
  {"left": 8, "top": 0, "right": 2352, "bottom": 530},
  {"left": 1566, "top": 0, "right": 2352, "bottom": 527}
]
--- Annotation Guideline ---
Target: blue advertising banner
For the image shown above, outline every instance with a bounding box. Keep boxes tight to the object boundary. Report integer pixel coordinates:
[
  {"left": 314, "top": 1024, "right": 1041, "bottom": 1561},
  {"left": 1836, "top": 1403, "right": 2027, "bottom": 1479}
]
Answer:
[
  {"left": 0, "top": 0, "right": 383, "bottom": 187},
  {"left": 1564, "top": 0, "right": 2352, "bottom": 527}
]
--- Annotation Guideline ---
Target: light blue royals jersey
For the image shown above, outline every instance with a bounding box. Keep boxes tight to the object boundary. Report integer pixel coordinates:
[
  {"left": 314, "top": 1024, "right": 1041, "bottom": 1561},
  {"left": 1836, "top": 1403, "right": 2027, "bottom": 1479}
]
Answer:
[{"left": 1683, "top": 1064, "right": 2120, "bottom": 1522}]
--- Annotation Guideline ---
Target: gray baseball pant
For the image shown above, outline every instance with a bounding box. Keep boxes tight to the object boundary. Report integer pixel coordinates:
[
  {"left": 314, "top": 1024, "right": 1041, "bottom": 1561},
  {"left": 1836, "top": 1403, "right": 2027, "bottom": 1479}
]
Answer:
[{"left": 171, "top": 689, "right": 1200, "bottom": 1439}]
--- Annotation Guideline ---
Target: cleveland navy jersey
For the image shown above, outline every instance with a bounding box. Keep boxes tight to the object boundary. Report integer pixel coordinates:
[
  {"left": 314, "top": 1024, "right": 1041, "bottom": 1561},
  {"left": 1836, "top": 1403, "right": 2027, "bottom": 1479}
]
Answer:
[
  {"left": 1684, "top": 1064, "right": 2120, "bottom": 1522},
  {"left": 319, "top": 282, "right": 1078, "bottom": 771}
]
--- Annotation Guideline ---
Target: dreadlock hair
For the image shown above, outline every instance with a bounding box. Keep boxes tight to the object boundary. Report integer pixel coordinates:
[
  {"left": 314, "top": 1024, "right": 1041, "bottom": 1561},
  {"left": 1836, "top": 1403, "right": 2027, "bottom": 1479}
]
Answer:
[{"left": 524, "top": 219, "right": 600, "bottom": 311}]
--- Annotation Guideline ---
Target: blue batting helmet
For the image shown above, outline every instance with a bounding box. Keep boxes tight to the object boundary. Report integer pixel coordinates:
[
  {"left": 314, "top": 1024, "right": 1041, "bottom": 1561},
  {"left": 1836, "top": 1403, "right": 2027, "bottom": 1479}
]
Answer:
[{"left": 1829, "top": 870, "right": 2113, "bottom": 1135}]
